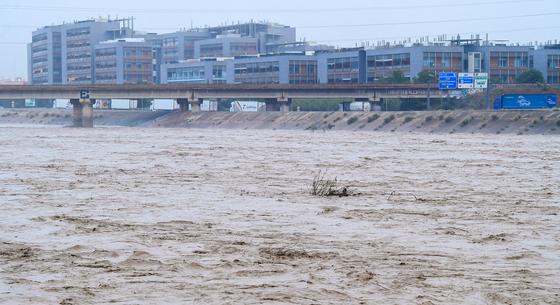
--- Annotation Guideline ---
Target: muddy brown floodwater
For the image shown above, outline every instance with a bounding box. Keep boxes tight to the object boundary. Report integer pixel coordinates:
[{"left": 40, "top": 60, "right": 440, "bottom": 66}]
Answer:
[{"left": 0, "top": 125, "right": 559, "bottom": 305}]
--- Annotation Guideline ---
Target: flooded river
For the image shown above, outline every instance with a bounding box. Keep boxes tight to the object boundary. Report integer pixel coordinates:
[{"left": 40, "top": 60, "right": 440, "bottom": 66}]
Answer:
[{"left": 0, "top": 126, "right": 558, "bottom": 304}]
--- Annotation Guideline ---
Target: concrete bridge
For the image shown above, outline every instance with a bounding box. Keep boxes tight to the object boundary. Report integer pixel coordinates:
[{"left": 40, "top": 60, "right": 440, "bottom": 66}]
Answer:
[
  {"left": 0, "top": 83, "right": 557, "bottom": 127},
  {"left": 0, "top": 83, "right": 447, "bottom": 127}
]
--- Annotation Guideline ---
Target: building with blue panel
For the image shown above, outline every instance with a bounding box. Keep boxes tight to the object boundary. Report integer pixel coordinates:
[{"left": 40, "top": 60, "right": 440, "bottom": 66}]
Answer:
[{"left": 28, "top": 18, "right": 560, "bottom": 86}]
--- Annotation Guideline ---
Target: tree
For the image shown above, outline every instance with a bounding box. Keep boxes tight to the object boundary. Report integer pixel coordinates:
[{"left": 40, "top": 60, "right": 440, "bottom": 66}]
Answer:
[
  {"left": 516, "top": 69, "right": 544, "bottom": 84},
  {"left": 414, "top": 70, "right": 437, "bottom": 84}
]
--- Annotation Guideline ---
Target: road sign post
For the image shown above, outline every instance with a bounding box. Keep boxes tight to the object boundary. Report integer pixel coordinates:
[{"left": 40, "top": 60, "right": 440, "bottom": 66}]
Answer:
[{"left": 474, "top": 73, "right": 490, "bottom": 110}]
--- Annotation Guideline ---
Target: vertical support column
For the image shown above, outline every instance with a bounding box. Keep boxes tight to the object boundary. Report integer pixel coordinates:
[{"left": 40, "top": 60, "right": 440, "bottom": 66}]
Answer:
[
  {"left": 189, "top": 98, "right": 202, "bottom": 113},
  {"left": 265, "top": 98, "right": 278, "bottom": 112},
  {"left": 81, "top": 99, "right": 94, "bottom": 128},
  {"left": 340, "top": 101, "right": 351, "bottom": 112},
  {"left": 70, "top": 99, "right": 82, "bottom": 127},
  {"left": 177, "top": 99, "right": 188, "bottom": 112},
  {"left": 426, "top": 87, "right": 432, "bottom": 111},
  {"left": 368, "top": 97, "right": 381, "bottom": 112},
  {"left": 278, "top": 97, "right": 291, "bottom": 112},
  {"left": 485, "top": 84, "right": 491, "bottom": 111}
]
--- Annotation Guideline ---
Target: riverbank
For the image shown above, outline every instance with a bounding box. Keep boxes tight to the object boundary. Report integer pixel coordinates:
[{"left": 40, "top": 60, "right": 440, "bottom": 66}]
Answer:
[{"left": 1, "top": 108, "right": 559, "bottom": 135}]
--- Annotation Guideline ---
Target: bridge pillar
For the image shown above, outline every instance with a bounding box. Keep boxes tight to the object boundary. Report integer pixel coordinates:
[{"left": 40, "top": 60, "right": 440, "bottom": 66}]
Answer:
[
  {"left": 81, "top": 99, "right": 94, "bottom": 128},
  {"left": 265, "top": 99, "right": 279, "bottom": 112},
  {"left": 278, "top": 97, "right": 291, "bottom": 112},
  {"left": 189, "top": 98, "right": 202, "bottom": 113},
  {"left": 177, "top": 99, "right": 188, "bottom": 112},
  {"left": 70, "top": 99, "right": 82, "bottom": 127},
  {"left": 340, "top": 102, "right": 351, "bottom": 112},
  {"left": 368, "top": 97, "right": 382, "bottom": 112}
]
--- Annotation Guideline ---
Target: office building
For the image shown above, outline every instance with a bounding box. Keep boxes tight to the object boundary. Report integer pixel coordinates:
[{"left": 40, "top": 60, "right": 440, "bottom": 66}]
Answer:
[
  {"left": 94, "top": 39, "right": 154, "bottom": 84},
  {"left": 28, "top": 18, "right": 134, "bottom": 85},
  {"left": 28, "top": 18, "right": 560, "bottom": 85},
  {"left": 162, "top": 53, "right": 318, "bottom": 85}
]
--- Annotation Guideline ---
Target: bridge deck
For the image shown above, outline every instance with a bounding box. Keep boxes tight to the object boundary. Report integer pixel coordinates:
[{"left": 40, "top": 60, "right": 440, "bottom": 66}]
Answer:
[{"left": 0, "top": 84, "right": 557, "bottom": 100}]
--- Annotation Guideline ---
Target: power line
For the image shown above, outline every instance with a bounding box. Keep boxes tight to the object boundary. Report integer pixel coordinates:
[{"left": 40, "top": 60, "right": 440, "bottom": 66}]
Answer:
[
  {"left": 308, "top": 26, "right": 560, "bottom": 44},
  {"left": 296, "top": 12, "right": 560, "bottom": 29},
  {"left": 117, "top": 12, "right": 560, "bottom": 31},
  {"left": 0, "top": 11, "right": 557, "bottom": 32},
  {"left": 1, "top": 25, "right": 559, "bottom": 46},
  {"left": 0, "top": 0, "right": 545, "bottom": 14}
]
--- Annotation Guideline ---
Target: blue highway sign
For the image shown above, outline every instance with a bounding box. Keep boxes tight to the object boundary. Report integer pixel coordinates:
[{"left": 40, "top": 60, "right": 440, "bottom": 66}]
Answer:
[
  {"left": 438, "top": 72, "right": 457, "bottom": 90},
  {"left": 458, "top": 73, "right": 474, "bottom": 89}
]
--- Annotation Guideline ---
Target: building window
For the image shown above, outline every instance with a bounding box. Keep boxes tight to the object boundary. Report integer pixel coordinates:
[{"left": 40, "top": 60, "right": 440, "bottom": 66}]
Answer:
[
  {"left": 499, "top": 54, "right": 508, "bottom": 67},
  {"left": 326, "top": 56, "right": 359, "bottom": 83},
  {"left": 200, "top": 43, "right": 223, "bottom": 58},
  {"left": 289, "top": 60, "right": 318, "bottom": 84},
  {"left": 233, "top": 61, "right": 280, "bottom": 84}
]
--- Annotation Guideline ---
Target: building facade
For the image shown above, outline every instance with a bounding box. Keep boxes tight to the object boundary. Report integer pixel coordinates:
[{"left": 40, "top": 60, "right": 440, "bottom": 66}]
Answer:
[
  {"left": 195, "top": 35, "right": 258, "bottom": 58},
  {"left": 533, "top": 46, "right": 560, "bottom": 84},
  {"left": 161, "top": 54, "right": 318, "bottom": 85},
  {"left": 28, "top": 18, "right": 133, "bottom": 85},
  {"left": 156, "top": 31, "right": 212, "bottom": 64},
  {"left": 206, "top": 22, "right": 296, "bottom": 54},
  {"left": 28, "top": 25, "right": 63, "bottom": 85},
  {"left": 28, "top": 18, "right": 560, "bottom": 85},
  {"left": 163, "top": 58, "right": 232, "bottom": 84},
  {"left": 94, "top": 39, "right": 154, "bottom": 84}
]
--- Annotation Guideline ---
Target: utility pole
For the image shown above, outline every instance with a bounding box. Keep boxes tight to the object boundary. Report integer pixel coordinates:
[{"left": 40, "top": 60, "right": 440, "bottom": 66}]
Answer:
[
  {"left": 427, "top": 87, "right": 431, "bottom": 111},
  {"left": 485, "top": 77, "right": 492, "bottom": 110}
]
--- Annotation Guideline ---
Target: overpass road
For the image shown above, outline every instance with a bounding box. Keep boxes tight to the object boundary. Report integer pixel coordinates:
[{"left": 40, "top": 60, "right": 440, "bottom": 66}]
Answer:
[{"left": 0, "top": 83, "right": 558, "bottom": 127}]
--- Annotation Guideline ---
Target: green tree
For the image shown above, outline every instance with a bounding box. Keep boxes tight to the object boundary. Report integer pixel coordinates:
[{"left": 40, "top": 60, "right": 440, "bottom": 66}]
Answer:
[
  {"left": 516, "top": 69, "right": 545, "bottom": 83},
  {"left": 414, "top": 70, "right": 437, "bottom": 84}
]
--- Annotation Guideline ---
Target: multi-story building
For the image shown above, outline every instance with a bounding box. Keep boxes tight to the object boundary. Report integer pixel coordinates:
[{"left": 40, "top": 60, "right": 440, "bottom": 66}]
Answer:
[
  {"left": 28, "top": 18, "right": 133, "bottom": 85},
  {"left": 28, "top": 25, "right": 63, "bottom": 85},
  {"left": 161, "top": 53, "right": 318, "bottom": 85},
  {"left": 28, "top": 18, "right": 560, "bottom": 86},
  {"left": 63, "top": 19, "right": 134, "bottom": 84},
  {"left": 315, "top": 43, "right": 555, "bottom": 84},
  {"left": 163, "top": 58, "right": 232, "bottom": 84},
  {"left": 316, "top": 49, "right": 366, "bottom": 84},
  {"left": 533, "top": 45, "right": 560, "bottom": 84},
  {"left": 28, "top": 20, "right": 298, "bottom": 85},
  {"left": 195, "top": 35, "right": 258, "bottom": 58},
  {"left": 466, "top": 45, "right": 532, "bottom": 84},
  {"left": 156, "top": 31, "right": 212, "bottom": 65},
  {"left": 206, "top": 22, "right": 296, "bottom": 54},
  {"left": 94, "top": 39, "right": 154, "bottom": 84},
  {"left": 233, "top": 54, "right": 318, "bottom": 84},
  {"left": 316, "top": 45, "right": 464, "bottom": 84}
]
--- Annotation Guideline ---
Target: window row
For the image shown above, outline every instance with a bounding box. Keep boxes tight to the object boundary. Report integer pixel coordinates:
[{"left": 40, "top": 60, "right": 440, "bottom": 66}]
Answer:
[{"left": 367, "top": 54, "right": 410, "bottom": 68}]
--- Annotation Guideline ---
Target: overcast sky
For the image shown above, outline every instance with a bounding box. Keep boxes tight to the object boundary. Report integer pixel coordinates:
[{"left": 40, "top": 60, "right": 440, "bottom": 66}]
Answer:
[{"left": 0, "top": 0, "right": 558, "bottom": 80}]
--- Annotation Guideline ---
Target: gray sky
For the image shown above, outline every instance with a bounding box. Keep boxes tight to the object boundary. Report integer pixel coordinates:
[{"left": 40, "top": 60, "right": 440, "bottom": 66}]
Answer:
[{"left": 0, "top": 0, "right": 558, "bottom": 80}]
